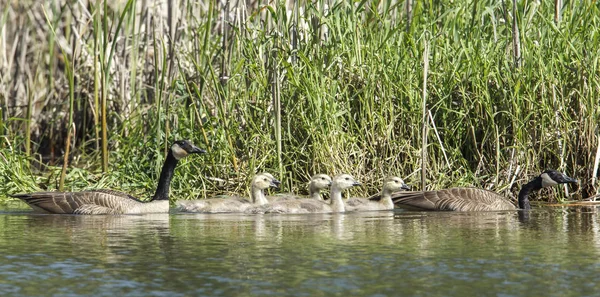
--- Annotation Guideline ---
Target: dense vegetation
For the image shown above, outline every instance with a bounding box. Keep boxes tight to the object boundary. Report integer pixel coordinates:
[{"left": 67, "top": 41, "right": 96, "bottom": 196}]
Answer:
[{"left": 0, "top": 0, "right": 598, "bottom": 204}]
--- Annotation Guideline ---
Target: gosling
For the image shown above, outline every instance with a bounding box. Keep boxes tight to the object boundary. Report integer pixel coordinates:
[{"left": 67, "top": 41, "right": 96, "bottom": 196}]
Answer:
[
  {"left": 346, "top": 176, "right": 410, "bottom": 211},
  {"left": 267, "top": 174, "right": 332, "bottom": 202},
  {"left": 175, "top": 173, "right": 280, "bottom": 213},
  {"left": 259, "top": 174, "right": 360, "bottom": 214}
]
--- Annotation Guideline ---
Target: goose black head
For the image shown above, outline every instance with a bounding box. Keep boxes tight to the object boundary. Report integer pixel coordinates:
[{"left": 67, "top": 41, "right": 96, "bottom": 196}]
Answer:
[
  {"left": 171, "top": 140, "right": 206, "bottom": 160},
  {"left": 539, "top": 169, "right": 578, "bottom": 188}
]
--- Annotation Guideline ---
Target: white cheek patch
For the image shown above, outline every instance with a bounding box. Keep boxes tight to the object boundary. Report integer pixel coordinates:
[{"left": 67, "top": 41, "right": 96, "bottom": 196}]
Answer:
[
  {"left": 171, "top": 144, "right": 188, "bottom": 160},
  {"left": 541, "top": 173, "right": 558, "bottom": 187}
]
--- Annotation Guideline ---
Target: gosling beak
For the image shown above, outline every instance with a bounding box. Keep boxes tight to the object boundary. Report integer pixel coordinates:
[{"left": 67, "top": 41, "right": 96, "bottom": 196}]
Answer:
[
  {"left": 271, "top": 179, "right": 281, "bottom": 188},
  {"left": 189, "top": 145, "right": 207, "bottom": 154},
  {"left": 401, "top": 183, "right": 411, "bottom": 191},
  {"left": 352, "top": 181, "right": 362, "bottom": 187}
]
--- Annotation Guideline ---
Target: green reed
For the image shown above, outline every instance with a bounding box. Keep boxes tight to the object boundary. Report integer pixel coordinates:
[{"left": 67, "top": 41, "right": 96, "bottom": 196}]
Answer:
[{"left": 0, "top": 0, "right": 598, "bottom": 203}]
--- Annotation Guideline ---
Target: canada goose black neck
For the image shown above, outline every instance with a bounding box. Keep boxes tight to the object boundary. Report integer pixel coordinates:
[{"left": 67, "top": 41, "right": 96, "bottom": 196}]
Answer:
[
  {"left": 152, "top": 150, "right": 179, "bottom": 201},
  {"left": 517, "top": 176, "right": 542, "bottom": 210}
]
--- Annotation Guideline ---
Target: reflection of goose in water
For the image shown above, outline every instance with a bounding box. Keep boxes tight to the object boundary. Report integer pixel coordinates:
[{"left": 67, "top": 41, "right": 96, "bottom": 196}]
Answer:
[
  {"left": 346, "top": 176, "right": 410, "bottom": 212},
  {"left": 370, "top": 170, "right": 577, "bottom": 211},
  {"left": 7, "top": 213, "right": 172, "bottom": 264},
  {"left": 267, "top": 174, "right": 332, "bottom": 202},
  {"left": 11, "top": 140, "right": 205, "bottom": 214},
  {"left": 174, "top": 173, "right": 280, "bottom": 213},
  {"left": 256, "top": 174, "right": 360, "bottom": 214}
]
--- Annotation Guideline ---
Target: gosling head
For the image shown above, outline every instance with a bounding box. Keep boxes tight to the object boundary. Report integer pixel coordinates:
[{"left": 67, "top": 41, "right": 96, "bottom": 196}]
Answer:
[
  {"left": 332, "top": 174, "right": 361, "bottom": 190},
  {"left": 382, "top": 176, "right": 411, "bottom": 192},
  {"left": 310, "top": 174, "right": 333, "bottom": 190},
  {"left": 252, "top": 172, "right": 281, "bottom": 190},
  {"left": 171, "top": 140, "right": 206, "bottom": 160},
  {"left": 539, "top": 169, "right": 578, "bottom": 188}
]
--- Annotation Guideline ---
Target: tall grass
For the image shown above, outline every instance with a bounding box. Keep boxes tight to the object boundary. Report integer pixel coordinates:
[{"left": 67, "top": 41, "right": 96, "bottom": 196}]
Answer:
[{"left": 0, "top": 0, "right": 598, "bottom": 204}]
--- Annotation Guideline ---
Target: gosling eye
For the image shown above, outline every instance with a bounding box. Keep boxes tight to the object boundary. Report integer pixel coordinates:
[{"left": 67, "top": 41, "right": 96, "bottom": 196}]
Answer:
[{"left": 345, "top": 177, "right": 350, "bottom": 181}]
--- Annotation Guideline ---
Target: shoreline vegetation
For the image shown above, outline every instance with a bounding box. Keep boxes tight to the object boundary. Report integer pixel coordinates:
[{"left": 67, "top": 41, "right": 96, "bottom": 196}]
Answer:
[{"left": 0, "top": 0, "right": 598, "bottom": 204}]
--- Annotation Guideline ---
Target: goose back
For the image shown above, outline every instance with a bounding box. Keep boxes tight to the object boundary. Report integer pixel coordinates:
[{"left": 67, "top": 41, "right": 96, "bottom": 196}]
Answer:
[
  {"left": 390, "top": 188, "right": 516, "bottom": 211},
  {"left": 175, "top": 196, "right": 251, "bottom": 213},
  {"left": 11, "top": 190, "right": 170, "bottom": 214},
  {"left": 11, "top": 140, "right": 204, "bottom": 214},
  {"left": 386, "top": 170, "right": 578, "bottom": 211},
  {"left": 260, "top": 199, "right": 331, "bottom": 214}
]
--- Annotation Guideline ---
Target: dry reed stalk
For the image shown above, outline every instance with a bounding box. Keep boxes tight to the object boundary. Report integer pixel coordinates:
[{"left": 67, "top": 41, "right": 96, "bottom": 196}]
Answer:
[
  {"left": 511, "top": 0, "right": 521, "bottom": 68},
  {"left": 421, "top": 38, "right": 429, "bottom": 190},
  {"left": 405, "top": 0, "right": 412, "bottom": 32},
  {"left": 555, "top": 0, "right": 562, "bottom": 24},
  {"left": 428, "top": 110, "right": 450, "bottom": 169},
  {"left": 592, "top": 135, "right": 600, "bottom": 200},
  {"left": 59, "top": 123, "right": 75, "bottom": 191}
]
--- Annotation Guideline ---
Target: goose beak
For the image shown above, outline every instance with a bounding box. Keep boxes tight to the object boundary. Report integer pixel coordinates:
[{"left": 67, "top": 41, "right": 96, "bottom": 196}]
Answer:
[
  {"left": 401, "top": 183, "right": 411, "bottom": 191},
  {"left": 271, "top": 179, "right": 281, "bottom": 188},
  {"left": 189, "top": 146, "right": 207, "bottom": 154},
  {"left": 562, "top": 175, "right": 578, "bottom": 184}
]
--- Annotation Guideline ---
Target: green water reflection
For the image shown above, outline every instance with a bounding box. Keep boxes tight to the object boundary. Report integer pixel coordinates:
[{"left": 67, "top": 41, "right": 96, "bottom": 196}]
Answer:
[{"left": 0, "top": 205, "right": 599, "bottom": 296}]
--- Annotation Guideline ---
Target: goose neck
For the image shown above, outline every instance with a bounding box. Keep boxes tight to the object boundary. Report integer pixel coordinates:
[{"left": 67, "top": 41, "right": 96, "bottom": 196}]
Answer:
[
  {"left": 251, "top": 186, "right": 268, "bottom": 206},
  {"left": 518, "top": 177, "right": 542, "bottom": 210},
  {"left": 329, "top": 185, "right": 345, "bottom": 212},
  {"left": 379, "top": 188, "right": 395, "bottom": 209},
  {"left": 309, "top": 184, "right": 323, "bottom": 200},
  {"left": 152, "top": 151, "right": 179, "bottom": 201}
]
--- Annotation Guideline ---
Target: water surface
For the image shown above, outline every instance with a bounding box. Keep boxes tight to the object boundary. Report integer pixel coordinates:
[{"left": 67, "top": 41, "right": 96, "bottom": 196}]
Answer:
[{"left": 1, "top": 202, "right": 599, "bottom": 296}]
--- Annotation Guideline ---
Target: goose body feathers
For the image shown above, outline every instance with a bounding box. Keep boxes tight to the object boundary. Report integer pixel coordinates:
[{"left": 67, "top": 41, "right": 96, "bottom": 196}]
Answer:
[
  {"left": 11, "top": 140, "right": 205, "bottom": 214},
  {"left": 382, "top": 170, "right": 577, "bottom": 211},
  {"left": 389, "top": 188, "right": 516, "bottom": 211}
]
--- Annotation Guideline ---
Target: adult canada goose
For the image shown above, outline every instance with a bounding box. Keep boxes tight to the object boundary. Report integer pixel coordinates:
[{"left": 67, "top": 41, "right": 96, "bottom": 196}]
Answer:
[
  {"left": 260, "top": 174, "right": 361, "bottom": 214},
  {"left": 346, "top": 176, "right": 410, "bottom": 211},
  {"left": 373, "top": 169, "right": 577, "bottom": 211},
  {"left": 11, "top": 140, "right": 206, "bottom": 214},
  {"left": 174, "top": 172, "right": 280, "bottom": 213},
  {"left": 267, "top": 174, "right": 333, "bottom": 202}
]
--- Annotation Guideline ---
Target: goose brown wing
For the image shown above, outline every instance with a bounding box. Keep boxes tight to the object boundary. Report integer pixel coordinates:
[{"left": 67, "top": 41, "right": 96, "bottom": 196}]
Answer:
[
  {"left": 12, "top": 192, "right": 85, "bottom": 214},
  {"left": 11, "top": 190, "right": 138, "bottom": 214},
  {"left": 90, "top": 189, "right": 142, "bottom": 201},
  {"left": 73, "top": 204, "right": 121, "bottom": 215},
  {"left": 391, "top": 188, "right": 516, "bottom": 211}
]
